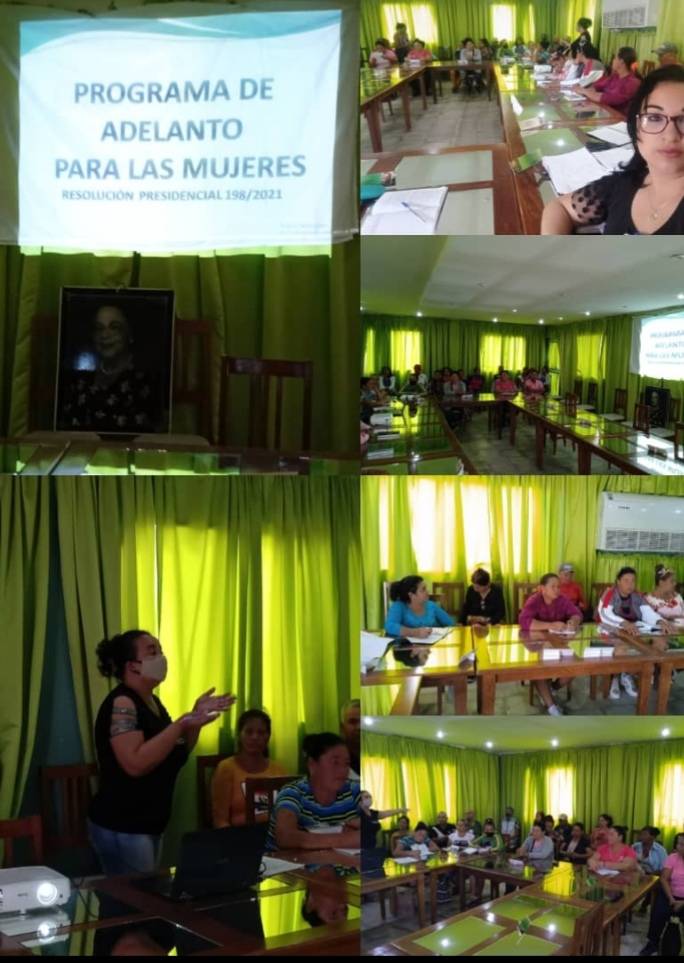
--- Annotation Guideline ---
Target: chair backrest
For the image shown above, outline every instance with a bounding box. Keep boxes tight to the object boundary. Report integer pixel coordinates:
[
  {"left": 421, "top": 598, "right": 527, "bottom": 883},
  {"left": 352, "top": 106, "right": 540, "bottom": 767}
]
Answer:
[
  {"left": 219, "top": 356, "right": 313, "bottom": 451},
  {"left": 564, "top": 393, "right": 578, "bottom": 417},
  {"left": 244, "top": 776, "right": 300, "bottom": 826},
  {"left": 514, "top": 581, "right": 537, "bottom": 617},
  {"left": 586, "top": 381, "right": 598, "bottom": 408},
  {"left": 173, "top": 318, "right": 213, "bottom": 442},
  {"left": 40, "top": 764, "right": 98, "bottom": 855},
  {"left": 573, "top": 378, "right": 583, "bottom": 402},
  {"left": 0, "top": 815, "right": 44, "bottom": 868},
  {"left": 591, "top": 582, "right": 612, "bottom": 608},
  {"left": 633, "top": 402, "right": 651, "bottom": 435},
  {"left": 196, "top": 753, "right": 231, "bottom": 829},
  {"left": 432, "top": 581, "right": 465, "bottom": 617},
  {"left": 614, "top": 387, "right": 627, "bottom": 417},
  {"left": 641, "top": 59, "right": 656, "bottom": 76},
  {"left": 29, "top": 315, "right": 59, "bottom": 431}
]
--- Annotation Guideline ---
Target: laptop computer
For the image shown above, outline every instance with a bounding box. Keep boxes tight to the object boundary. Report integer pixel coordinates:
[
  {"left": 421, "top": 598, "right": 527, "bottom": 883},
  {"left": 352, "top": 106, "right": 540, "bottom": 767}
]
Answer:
[{"left": 137, "top": 824, "right": 268, "bottom": 902}]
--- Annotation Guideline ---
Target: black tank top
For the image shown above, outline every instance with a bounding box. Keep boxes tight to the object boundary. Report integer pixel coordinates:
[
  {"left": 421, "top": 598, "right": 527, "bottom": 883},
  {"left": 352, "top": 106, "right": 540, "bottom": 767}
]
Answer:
[{"left": 89, "top": 683, "right": 188, "bottom": 835}]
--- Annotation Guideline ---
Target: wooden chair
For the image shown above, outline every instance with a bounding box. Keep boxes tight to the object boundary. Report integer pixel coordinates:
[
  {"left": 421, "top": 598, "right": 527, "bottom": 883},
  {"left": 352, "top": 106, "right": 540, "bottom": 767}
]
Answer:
[
  {"left": 674, "top": 423, "right": 684, "bottom": 461},
  {"left": 573, "top": 378, "right": 583, "bottom": 403},
  {"left": 641, "top": 59, "right": 656, "bottom": 76},
  {"left": 218, "top": 356, "right": 313, "bottom": 451},
  {"left": 586, "top": 381, "right": 598, "bottom": 409},
  {"left": 614, "top": 387, "right": 627, "bottom": 419},
  {"left": 564, "top": 393, "right": 578, "bottom": 417},
  {"left": 514, "top": 581, "right": 537, "bottom": 617},
  {"left": 0, "top": 815, "right": 44, "bottom": 867},
  {"left": 40, "top": 764, "right": 98, "bottom": 857},
  {"left": 633, "top": 402, "right": 651, "bottom": 436},
  {"left": 244, "top": 776, "right": 299, "bottom": 825},
  {"left": 196, "top": 753, "right": 230, "bottom": 829},
  {"left": 432, "top": 581, "right": 465, "bottom": 617},
  {"left": 173, "top": 318, "right": 213, "bottom": 441},
  {"left": 29, "top": 314, "right": 59, "bottom": 431},
  {"left": 571, "top": 900, "right": 604, "bottom": 956}
]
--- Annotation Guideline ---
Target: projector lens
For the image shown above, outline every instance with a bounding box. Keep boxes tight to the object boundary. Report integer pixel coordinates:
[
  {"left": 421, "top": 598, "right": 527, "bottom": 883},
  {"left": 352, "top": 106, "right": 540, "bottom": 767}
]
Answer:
[{"left": 36, "top": 882, "right": 58, "bottom": 906}]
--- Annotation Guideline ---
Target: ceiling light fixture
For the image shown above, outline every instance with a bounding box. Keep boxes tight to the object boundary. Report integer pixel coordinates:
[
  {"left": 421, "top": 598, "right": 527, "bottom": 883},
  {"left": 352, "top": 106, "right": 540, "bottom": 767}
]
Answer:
[
  {"left": 551, "top": 738, "right": 559, "bottom": 748},
  {"left": 363, "top": 717, "right": 374, "bottom": 726},
  {"left": 538, "top": 319, "right": 544, "bottom": 325},
  {"left": 485, "top": 740, "right": 494, "bottom": 749},
  {"left": 416, "top": 311, "right": 423, "bottom": 317},
  {"left": 584, "top": 311, "right": 591, "bottom": 316},
  {"left": 662, "top": 727, "right": 671, "bottom": 737},
  {"left": 436, "top": 730, "right": 445, "bottom": 739}
]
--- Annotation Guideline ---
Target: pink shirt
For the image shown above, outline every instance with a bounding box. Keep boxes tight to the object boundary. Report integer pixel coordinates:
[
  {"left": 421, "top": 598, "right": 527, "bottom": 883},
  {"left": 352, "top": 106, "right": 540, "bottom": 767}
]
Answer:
[
  {"left": 406, "top": 48, "right": 433, "bottom": 62},
  {"left": 596, "top": 843, "right": 637, "bottom": 863},
  {"left": 594, "top": 71, "right": 641, "bottom": 115},
  {"left": 524, "top": 377, "right": 545, "bottom": 396},
  {"left": 493, "top": 377, "right": 517, "bottom": 394},
  {"left": 666, "top": 853, "right": 684, "bottom": 897},
  {"left": 519, "top": 593, "right": 582, "bottom": 631},
  {"left": 369, "top": 49, "right": 398, "bottom": 68}
]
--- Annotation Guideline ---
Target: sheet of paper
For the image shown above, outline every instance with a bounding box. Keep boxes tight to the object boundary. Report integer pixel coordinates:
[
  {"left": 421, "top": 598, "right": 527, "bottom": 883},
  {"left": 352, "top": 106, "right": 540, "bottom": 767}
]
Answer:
[
  {"left": 363, "top": 187, "right": 448, "bottom": 236},
  {"left": 595, "top": 145, "right": 635, "bottom": 171},
  {"left": 308, "top": 824, "right": 343, "bottom": 834},
  {"left": 578, "top": 70, "right": 604, "bottom": 87},
  {"left": 582, "top": 646, "right": 616, "bottom": 658},
  {"left": 366, "top": 448, "right": 395, "bottom": 460},
  {"left": 393, "top": 856, "right": 418, "bottom": 864},
  {"left": 542, "top": 147, "right": 607, "bottom": 194},
  {"left": 335, "top": 848, "right": 361, "bottom": 855},
  {"left": 406, "top": 627, "right": 450, "bottom": 643},
  {"left": 361, "top": 631, "right": 389, "bottom": 671},
  {"left": 595, "top": 868, "right": 620, "bottom": 877},
  {"left": 562, "top": 91, "right": 586, "bottom": 101},
  {"left": 510, "top": 95, "right": 523, "bottom": 116},
  {"left": 463, "top": 847, "right": 478, "bottom": 855},
  {"left": 261, "top": 856, "right": 303, "bottom": 877},
  {"left": 588, "top": 122, "right": 630, "bottom": 145}
]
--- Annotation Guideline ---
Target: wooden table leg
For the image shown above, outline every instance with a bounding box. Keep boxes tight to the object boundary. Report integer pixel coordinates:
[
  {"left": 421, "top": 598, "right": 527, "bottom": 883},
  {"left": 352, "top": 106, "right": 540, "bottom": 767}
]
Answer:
[
  {"left": 459, "top": 868, "right": 468, "bottom": 911},
  {"left": 431, "top": 68, "right": 439, "bottom": 104},
  {"left": 364, "top": 103, "right": 383, "bottom": 153},
  {"left": 429, "top": 872, "right": 437, "bottom": 924},
  {"left": 453, "top": 677, "right": 468, "bottom": 715},
  {"left": 637, "top": 665, "right": 652, "bottom": 716},
  {"left": 416, "top": 872, "right": 426, "bottom": 928},
  {"left": 656, "top": 661, "right": 673, "bottom": 715},
  {"left": 479, "top": 675, "right": 496, "bottom": 715},
  {"left": 419, "top": 72, "right": 428, "bottom": 110},
  {"left": 399, "top": 83, "right": 412, "bottom": 131},
  {"left": 577, "top": 442, "right": 591, "bottom": 474},
  {"left": 535, "top": 421, "right": 545, "bottom": 470},
  {"left": 509, "top": 407, "right": 517, "bottom": 446}
]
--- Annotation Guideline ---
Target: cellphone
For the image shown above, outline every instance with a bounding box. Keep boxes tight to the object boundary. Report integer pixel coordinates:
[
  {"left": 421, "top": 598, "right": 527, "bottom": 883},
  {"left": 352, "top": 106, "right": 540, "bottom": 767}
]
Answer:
[{"left": 575, "top": 110, "right": 596, "bottom": 119}]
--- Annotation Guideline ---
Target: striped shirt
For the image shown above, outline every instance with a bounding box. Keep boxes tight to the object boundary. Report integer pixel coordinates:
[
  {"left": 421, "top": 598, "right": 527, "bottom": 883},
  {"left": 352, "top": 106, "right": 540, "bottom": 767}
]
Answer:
[{"left": 265, "top": 778, "right": 360, "bottom": 851}]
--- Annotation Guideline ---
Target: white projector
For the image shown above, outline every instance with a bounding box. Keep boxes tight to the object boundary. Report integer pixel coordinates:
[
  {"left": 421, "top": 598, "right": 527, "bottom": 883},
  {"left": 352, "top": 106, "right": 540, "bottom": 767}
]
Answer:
[{"left": 0, "top": 867, "right": 70, "bottom": 914}]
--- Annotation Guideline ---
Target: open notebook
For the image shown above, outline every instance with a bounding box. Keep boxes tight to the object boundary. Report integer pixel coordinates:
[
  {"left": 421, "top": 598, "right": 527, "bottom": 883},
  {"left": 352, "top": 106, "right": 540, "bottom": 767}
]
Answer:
[
  {"left": 363, "top": 187, "right": 448, "bottom": 235},
  {"left": 542, "top": 145, "right": 634, "bottom": 194}
]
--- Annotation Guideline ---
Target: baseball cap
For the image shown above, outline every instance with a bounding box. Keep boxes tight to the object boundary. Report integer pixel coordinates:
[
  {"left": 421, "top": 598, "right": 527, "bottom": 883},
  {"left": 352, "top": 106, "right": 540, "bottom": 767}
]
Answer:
[
  {"left": 654, "top": 42, "right": 678, "bottom": 55},
  {"left": 559, "top": 563, "right": 574, "bottom": 573}
]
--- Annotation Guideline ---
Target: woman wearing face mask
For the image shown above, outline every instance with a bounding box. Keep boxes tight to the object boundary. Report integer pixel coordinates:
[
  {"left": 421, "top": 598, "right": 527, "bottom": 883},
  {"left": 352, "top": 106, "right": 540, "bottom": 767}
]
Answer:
[
  {"left": 88, "top": 629, "right": 235, "bottom": 876},
  {"left": 461, "top": 568, "right": 506, "bottom": 625}
]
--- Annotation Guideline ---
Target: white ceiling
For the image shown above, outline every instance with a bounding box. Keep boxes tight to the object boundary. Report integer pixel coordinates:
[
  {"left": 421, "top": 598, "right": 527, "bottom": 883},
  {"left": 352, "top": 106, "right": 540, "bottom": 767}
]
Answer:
[
  {"left": 361, "top": 236, "right": 684, "bottom": 325},
  {"left": 362, "top": 716, "right": 683, "bottom": 754}
]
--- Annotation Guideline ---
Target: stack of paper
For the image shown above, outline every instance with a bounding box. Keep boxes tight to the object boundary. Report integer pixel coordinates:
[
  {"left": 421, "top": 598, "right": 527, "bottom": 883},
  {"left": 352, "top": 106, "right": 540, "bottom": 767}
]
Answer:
[
  {"left": 589, "top": 122, "right": 630, "bottom": 146},
  {"left": 361, "top": 631, "right": 389, "bottom": 673},
  {"left": 363, "top": 187, "right": 448, "bottom": 235},
  {"left": 542, "top": 147, "right": 608, "bottom": 194},
  {"left": 406, "top": 627, "right": 451, "bottom": 643}
]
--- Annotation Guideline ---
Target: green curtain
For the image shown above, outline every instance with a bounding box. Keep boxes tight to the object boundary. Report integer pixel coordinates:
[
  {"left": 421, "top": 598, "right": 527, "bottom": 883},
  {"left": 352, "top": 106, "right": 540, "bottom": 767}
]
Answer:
[
  {"left": 500, "top": 738, "right": 684, "bottom": 846},
  {"left": 52, "top": 477, "right": 358, "bottom": 855},
  {"left": 0, "top": 478, "right": 51, "bottom": 820},
  {"left": 361, "top": 475, "right": 684, "bottom": 629},
  {"left": 362, "top": 731, "right": 499, "bottom": 826},
  {"left": 0, "top": 242, "right": 359, "bottom": 454},
  {"left": 360, "top": 0, "right": 602, "bottom": 53},
  {"left": 362, "top": 314, "right": 546, "bottom": 382}
]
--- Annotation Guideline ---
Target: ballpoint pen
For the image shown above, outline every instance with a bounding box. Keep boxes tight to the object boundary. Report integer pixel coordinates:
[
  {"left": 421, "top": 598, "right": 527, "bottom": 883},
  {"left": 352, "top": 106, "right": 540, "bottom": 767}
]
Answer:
[{"left": 400, "top": 200, "right": 429, "bottom": 222}]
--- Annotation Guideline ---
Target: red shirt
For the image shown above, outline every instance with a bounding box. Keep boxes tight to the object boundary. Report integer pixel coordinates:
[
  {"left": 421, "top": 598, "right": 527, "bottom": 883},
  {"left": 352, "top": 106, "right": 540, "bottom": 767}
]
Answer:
[
  {"left": 559, "top": 580, "right": 587, "bottom": 611},
  {"left": 594, "top": 72, "right": 641, "bottom": 115},
  {"left": 596, "top": 843, "right": 637, "bottom": 863}
]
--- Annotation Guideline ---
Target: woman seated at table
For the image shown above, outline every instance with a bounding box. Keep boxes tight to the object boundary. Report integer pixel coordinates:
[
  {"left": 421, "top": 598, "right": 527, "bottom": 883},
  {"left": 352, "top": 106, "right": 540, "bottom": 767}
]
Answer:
[
  {"left": 211, "top": 709, "right": 287, "bottom": 828},
  {"left": 640, "top": 832, "right": 684, "bottom": 957},
  {"left": 542, "top": 65, "right": 684, "bottom": 235},
  {"left": 369, "top": 38, "right": 398, "bottom": 69},
  {"left": 385, "top": 575, "right": 455, "bottom": 639},
  {"left": 517, "top": 824, "right": 555, "bottom": 863},
  {"left": 597, "top": 565, "right": 675, "bottom": 701},
  {"left": 378, "top": 366, "right": 396, "bottom": 395},
  {"left": 588, "top": 824, "right": 638, "bottom": 871},
  {"left": 519, "top": 574, "right": 582, "bottom": 716},
  {"left": 492, "top": 369, "right": 517, "bottom": 394},
  {"left": 449, "top": 819, "right": 476, "bottom": 848},
  {"left": 574, "top": 45, "right": 604, "bottom": 79},
  {"left": 467, "top": 366, "right": 485, "bottom": 393},
  {"left": 513, "top": 36, "right": 530, "bottom": 59},
  {"left": 645, "top": 564, "right": 684, "bottom": 621},
  {"left": 634, "top": 825, "right": 668, "bottom": 875},
  {"left": 581, "top": 47, "right": 641, "bottom": 115},
  {"left": 458, "top": 38, "right": 484, "bottom": 92},
  {"left": 522, "top": 369, "right": 546, "bottom": 398},
  {"left": 406, "top": 39, "right": 434, "bottom": 96},
  {"left": 392, "top": 823, "right": 439, "bottom": 858},
  {"left": 389, "top": 814, "right": 411, "bottom": 851},
  {"left": 461, "top": 568, "right": 506, "bottom": 625},
  {"left": 265, "top": 732, "right": 360, "bottom": 851},
  {"left": 590, "top": 813, "right": 613, "bottom": 850},
  {"left": 559, "top": 822, "right": 591, "bottom": 862},
  {"left": 442, "top": 370, "right": 467, "bottom": 400}
]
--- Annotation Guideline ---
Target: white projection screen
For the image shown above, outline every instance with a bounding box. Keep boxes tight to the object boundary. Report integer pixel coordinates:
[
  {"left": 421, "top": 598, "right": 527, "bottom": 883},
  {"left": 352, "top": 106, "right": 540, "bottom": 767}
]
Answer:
[
  {"left": 0, "top": 0, "right": 358, "bottom": 253},
  {"left": 630, "top": 313, "right": 684, "bottom": 381}
]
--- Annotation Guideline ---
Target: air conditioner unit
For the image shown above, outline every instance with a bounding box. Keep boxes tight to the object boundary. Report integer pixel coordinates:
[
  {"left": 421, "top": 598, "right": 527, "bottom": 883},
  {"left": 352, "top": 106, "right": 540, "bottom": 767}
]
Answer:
[
  {"left": 602, "top": 0, "right": 661, "bottom": 29},
  {"left": 597, "top": 492, "right": 684, "bottom": 553}
]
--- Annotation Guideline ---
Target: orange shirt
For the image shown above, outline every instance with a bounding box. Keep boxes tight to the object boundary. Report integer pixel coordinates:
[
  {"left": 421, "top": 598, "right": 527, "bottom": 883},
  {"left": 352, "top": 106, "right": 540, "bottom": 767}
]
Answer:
[
  {"left": 559, "top": 579, "right": 588, "bottom": 611},
  {"left": 211, "top": 756, "right": 287, "bottom": 828}
]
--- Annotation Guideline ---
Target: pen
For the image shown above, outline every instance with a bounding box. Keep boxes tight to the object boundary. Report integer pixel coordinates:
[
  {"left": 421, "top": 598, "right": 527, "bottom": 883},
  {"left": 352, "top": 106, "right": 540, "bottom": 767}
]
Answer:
[{"left": 400, "top": 200, "right": 429, "bottom": 223}]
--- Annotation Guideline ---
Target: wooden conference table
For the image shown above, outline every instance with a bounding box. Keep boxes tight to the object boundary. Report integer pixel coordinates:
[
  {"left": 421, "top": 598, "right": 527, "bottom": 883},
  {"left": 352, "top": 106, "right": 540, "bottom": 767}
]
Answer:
[
  {"left": 0, "top": 438, "right": 359, "bottom": 476},
  {"left": 361, "top": 61, "right": 625, "bottom": 234},
  {"left": 361, "top": 622, "right": 683, "bottom": 715},
  {"left": 0, "top": 852, "right": 360, "bottom": 957},
  {"left": 370, "top": 856, "right": 656, "bottom": 957}
]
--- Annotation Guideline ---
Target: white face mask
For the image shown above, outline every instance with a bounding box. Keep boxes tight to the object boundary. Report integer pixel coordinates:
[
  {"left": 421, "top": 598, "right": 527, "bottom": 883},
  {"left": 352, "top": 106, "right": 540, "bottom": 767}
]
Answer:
[{"left": 136, "top": 653, "right": 168, "bottom": 683}]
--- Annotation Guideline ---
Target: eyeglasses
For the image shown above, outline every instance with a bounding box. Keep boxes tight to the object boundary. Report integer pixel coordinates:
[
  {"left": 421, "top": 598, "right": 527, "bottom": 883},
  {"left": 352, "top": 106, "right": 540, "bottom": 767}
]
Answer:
[{"left": 637, "top": 112, "right": 684, "bottom": 135}]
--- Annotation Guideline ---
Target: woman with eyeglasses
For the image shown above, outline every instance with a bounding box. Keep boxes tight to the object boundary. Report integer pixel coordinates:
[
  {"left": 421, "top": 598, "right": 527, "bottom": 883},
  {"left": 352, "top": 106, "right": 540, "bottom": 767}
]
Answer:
[{"left": 542, "top": 64, "right": 684, "bottom": 234}]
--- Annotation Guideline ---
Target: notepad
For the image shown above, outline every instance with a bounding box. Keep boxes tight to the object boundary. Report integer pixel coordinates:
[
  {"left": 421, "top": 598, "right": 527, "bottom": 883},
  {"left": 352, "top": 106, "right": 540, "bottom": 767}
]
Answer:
[
  {"left": 542, "top": 147, "right": 607, "bottom": 194},
  {"left": 588, "top": 121, "right": 630, "bottom": 145},
  {"left": 577, "top": 70, "right": 604, "bottom": 87},
  {"left": 363, "top": 187, "right": 448, "bottom": 235}
]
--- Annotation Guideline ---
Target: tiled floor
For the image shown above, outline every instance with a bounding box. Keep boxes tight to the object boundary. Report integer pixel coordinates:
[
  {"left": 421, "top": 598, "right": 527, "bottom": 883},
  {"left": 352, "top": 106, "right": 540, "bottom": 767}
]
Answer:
[
  {"left": 360, "top": 87, "right": 504, "bottom": 155},
  {"left": 361, "top": 886, "right": 652, "bottom": 955},
  {"left": 414, "top": 668, "right": 684, "bottom": 716},
  {"left": 454, "top": 410, "right": 623, "bottom": 475}
]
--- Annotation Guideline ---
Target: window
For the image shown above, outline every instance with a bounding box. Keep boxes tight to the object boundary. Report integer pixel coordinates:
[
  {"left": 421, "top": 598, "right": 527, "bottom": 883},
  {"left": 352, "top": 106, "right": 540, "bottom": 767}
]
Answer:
[
  {"left": 491, "top": 4, "right": 514, "bottom": 42},
  {"left": 480, "top": 333, "right": 526, "bottom": 376},
  {"left": 363, "top": 328, "right": 376, "bottom": 375},
  {"left": 576, "top": 332, "right": 605, "bottom": 382},
  {"left": 390, "top": 329, "right": 423, "bottom": 378},
  {"left": 381, "top": 3, "right": 438, "bottom": 45},
  {"left": 545, "top": 766, "right": 574, "bottom": 818},
  {"left": 654, "top": 763, "right": 684, "bottom": 839},
  {"left": 461, "top": 483, "right": 491, "bottom": 571},
  {"left": 523, "top": 767, "right": 538, "bottom": 827}
]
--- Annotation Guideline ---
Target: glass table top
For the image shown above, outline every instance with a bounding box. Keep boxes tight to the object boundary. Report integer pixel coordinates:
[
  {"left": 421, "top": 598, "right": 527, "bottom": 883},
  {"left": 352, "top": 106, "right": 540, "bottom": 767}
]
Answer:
[
  {"left": 21, "top": 917, "right": 218, "bottom": 956},
  {"left": 360, "top": 64, "right": 425, "bottom": 104}
]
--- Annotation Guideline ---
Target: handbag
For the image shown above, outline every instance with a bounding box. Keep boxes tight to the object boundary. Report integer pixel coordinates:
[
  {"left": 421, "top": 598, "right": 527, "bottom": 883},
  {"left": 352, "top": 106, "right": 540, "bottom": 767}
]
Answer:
[{"left": 659, "top": 912, "right": 683, "bottom": 957}]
